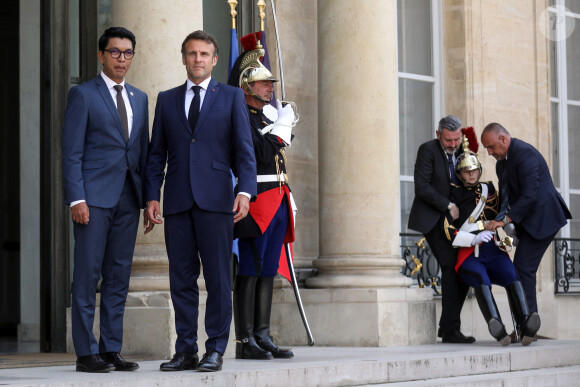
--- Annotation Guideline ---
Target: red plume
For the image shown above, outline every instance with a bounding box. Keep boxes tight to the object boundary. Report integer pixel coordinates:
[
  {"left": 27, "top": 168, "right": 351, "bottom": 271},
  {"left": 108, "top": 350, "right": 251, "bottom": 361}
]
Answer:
[
  {"left": 461, "top": 126, "right": 479, "bottom": 153},
  {"left": 240, "top": 32, "right": 262, "bottom": 52},
  {"left": 241, "top": 33, "right": 257, "bottom": 52}
]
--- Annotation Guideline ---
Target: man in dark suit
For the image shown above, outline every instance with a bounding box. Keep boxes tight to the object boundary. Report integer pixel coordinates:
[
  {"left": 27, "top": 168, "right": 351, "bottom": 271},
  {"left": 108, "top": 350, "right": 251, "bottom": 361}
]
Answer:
[
  {"left": 144, "top": 30, "right": 257, "bottom": 372},
  {"left": 482, "top": 123, "right": 571, "bottom": 318},
  {"left": 62, "top": 27, "right": 148, "bottom": 373},
  {"left": 408, "top": 115, "right": 475, "bottom": 343}
]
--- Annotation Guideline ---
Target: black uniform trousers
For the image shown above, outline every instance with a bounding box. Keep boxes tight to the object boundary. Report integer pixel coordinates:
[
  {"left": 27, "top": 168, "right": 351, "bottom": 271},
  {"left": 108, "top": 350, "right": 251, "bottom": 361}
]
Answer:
[{"left": 424, "top": 217, "right": 469, "bottom": 334}]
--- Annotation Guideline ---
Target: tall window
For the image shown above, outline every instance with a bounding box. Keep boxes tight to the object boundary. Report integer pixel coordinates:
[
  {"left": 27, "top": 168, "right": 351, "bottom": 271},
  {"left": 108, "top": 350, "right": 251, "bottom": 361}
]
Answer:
[
  {"left": 549, "top": 1, "right": 580, "bottom": 239},
  {"left": 397, "top": 0, "right": 443, "bottom": 235}
]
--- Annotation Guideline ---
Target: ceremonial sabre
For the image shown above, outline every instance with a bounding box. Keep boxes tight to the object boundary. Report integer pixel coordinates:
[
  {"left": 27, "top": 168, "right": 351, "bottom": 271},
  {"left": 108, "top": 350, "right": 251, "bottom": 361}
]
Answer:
[{"left": 268, "top": 0, "right": 314, "bottom": 346}]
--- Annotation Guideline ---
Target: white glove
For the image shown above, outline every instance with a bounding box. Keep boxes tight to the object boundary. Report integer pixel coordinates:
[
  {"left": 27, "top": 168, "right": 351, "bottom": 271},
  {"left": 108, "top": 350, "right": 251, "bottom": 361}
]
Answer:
[
  {"left": 269, "top": 99, "right": 294, "bottom": 145},
  {"left": 472, "top": 230, "right": 494, "bottom": 245},
  {"left": 275, "top": 99, "right": 295, "bottom": 126}
]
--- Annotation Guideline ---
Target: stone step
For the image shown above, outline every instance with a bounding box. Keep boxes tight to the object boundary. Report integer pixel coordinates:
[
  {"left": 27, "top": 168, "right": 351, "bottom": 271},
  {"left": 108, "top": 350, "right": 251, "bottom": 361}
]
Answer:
[
  {"left": 0, "top": 340, "right": 578, "bottom": 386},
  {"left": 378, "top": 365, "right": 580, "bottom": 386}
]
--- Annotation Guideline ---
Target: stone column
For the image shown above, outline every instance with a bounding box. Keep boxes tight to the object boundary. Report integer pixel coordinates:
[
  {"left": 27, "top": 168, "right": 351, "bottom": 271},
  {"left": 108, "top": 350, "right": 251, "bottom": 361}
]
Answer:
[
  {"left": 278, "top": 0, "right": 434, "bottom": 347},
  {"left": 311, "top": 0, "right": 407, "bottom": 288}
]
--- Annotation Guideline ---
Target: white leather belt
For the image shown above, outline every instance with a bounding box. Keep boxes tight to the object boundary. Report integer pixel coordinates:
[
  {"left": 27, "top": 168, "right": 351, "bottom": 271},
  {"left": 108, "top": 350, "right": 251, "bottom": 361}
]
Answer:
[{"left": 257, "top": 174, "right": 288, "bottom": 183}]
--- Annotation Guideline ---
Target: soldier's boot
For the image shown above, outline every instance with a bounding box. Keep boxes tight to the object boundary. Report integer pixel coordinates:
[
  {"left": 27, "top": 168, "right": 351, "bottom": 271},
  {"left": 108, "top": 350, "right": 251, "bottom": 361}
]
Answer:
[
  {"left": 507, "top": 281, "right": 541, "bottom": 346},
  {"left": 254, "top": 276, "right": 294, "bottom": 358},
  {"left": 233, "top": 275, "right": 273, "bottom": 360},
  {"left": 474, "top": 285, "right": 510, "bottom": 346}
]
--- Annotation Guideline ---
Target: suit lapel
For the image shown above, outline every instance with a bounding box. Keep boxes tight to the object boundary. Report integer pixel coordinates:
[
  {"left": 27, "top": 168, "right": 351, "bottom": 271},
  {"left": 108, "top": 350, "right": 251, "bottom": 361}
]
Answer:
[
  {"left": 96, "top": 75, "right": 128, "bottom": 145},
  {"left": 176, "top": 82, "right": 191, "bottom": 134},
  {"left": 436, "top": 142, "right": 451, "bottom": 183},
  {"left": 193, "top": 78, "right": 219, "bottom": 137},
  {"left": 125, "top": 84, "right": 140, "bottom": 147}
]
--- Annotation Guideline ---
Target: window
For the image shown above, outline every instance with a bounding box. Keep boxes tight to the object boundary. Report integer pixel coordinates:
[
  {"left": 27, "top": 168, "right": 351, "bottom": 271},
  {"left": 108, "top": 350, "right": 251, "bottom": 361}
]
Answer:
[
  {"left": 397, "top": 0, "right": 443, "bottom": 236},
  {"left": 549, "top": 1, "right": 580, "bottom": 239}
]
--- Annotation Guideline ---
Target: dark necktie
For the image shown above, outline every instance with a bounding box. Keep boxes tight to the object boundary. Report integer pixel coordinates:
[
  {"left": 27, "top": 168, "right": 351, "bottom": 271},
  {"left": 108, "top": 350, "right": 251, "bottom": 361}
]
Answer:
[
  {"left": 188, "top": 85, "right": 201, "bottom": 130},
  {"left": 113, "top": 85, "right": 129, "bottom": 142},
  {"left": 447, "top": 153, "right": 458, "bottom": 184},
  {"left": 497, "top": 161, "right": 510, "bottom": 220}
]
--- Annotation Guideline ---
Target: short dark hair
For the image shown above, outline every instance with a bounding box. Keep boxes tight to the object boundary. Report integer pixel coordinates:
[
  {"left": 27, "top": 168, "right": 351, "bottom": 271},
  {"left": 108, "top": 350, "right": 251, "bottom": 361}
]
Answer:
[
  {"left": 98, "top": 27, "right": 136, "bottom": 51},
  {"left": 482, "top": 122, "right": 510, "bottom": 137},
  {"left": 181, "top": 30, "right": 219, "bottom": 57}
]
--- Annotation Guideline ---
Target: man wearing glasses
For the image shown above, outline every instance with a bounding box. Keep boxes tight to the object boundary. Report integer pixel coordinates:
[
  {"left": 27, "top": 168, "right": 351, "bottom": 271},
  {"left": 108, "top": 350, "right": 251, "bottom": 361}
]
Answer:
[{"left": 62, "top": 27, "right": 149, "bottom": 373}]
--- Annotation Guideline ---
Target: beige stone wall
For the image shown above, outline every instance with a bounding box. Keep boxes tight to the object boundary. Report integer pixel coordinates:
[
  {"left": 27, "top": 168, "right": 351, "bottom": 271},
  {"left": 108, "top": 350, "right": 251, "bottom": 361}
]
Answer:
[{"left": 443, "top": 0, "right": 551, "bottom": 179}]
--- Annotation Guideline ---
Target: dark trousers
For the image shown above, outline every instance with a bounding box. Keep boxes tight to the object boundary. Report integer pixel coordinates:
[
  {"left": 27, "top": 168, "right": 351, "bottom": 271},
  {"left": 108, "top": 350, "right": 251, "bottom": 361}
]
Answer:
[
  {"left": 458, "top": 241, "right": 518, "bottom": 288},
  {"left": 424, "top": 219, "right": 469, "bottom": 334},
  {"left": 164, "top": 204, "right": 234, "bottom": 355},
  {"left": 513, "top": 227, "right": 557, "bottom": 313},
  {"left": 238, "top": 198, "right": 288, "bottom": 277},
  {"left": 71, "top": 177, "right": 140, "bottom": 356}
]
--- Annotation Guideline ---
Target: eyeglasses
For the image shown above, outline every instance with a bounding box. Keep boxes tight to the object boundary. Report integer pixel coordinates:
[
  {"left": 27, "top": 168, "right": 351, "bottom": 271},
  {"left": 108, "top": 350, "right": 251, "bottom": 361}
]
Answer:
[{"left": 103, "top": 49, "right": 134, "bottom": 60}]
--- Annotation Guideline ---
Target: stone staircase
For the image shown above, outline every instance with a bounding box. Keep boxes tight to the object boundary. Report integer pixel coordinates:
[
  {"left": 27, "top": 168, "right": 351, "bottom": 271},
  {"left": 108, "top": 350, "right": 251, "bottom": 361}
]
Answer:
[{"left": 0, "top": 340, "right": 578, "bottom": 386}]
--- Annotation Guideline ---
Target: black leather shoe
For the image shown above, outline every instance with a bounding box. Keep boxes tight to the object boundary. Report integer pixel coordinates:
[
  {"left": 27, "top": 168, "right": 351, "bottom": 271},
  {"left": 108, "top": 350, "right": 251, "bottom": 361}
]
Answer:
[
  {"left": 441, "top": 330, "right": 476, "bottom": 344},
  {"left": 76, "top": 354, "right": 114, "bottom": 373},
  {"left": 198, "top": 350, "right": 223, "bottom": 372},
  {"left": 160, "top": 352, "right": 199, "bottom": 371},
  {"left": 99, "top": 352, "right": 139, "bottom": 371}
]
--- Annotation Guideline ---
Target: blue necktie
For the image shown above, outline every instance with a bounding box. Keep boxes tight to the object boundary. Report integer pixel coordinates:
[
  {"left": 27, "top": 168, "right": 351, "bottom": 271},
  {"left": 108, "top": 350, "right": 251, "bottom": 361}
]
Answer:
[
  {"left": 188, "top": 86, "right": 201, "bottom": 130},
  {"left": 448, "top": 153, "right": 458, "bottom": 184}
]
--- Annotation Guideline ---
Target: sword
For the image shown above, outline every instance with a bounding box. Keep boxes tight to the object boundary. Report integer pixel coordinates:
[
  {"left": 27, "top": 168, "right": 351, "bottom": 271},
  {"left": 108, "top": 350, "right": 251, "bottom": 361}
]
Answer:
[{"left": 284, "top": 242, "right": 315, "bottom": 346}]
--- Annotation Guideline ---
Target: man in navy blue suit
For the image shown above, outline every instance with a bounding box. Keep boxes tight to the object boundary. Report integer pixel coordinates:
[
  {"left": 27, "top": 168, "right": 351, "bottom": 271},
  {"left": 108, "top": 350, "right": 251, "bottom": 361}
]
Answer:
[
  {"left": 144, "top": 30, "right": 256, "bottom": 372},
  {"left": 62, "top": 27, "right": 148, "bottom": 373},
  {"left": 482, "top": 123, "right": 572, "bottom": 324}
]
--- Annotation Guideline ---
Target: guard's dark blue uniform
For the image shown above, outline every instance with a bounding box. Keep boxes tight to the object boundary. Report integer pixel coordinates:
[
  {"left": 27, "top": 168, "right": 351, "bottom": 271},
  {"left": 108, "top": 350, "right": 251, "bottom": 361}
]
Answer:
[
  {"left": 446, "top": 182, "right": 517, "bottom": 288},
  {"left": 234, "top": 106, "right": 294, "bottom": 277}
]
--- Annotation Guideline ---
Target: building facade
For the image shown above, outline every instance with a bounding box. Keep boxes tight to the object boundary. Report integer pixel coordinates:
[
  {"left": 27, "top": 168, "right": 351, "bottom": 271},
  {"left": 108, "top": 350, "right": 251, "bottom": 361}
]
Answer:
[{"left": 1, "top": 0, "right": 578, "bottom": 355}]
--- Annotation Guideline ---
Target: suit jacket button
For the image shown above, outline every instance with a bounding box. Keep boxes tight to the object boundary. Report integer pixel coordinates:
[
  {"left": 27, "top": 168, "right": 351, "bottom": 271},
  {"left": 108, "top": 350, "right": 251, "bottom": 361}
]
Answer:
[{"left": 191, "top": 138, "right": 196, "bottom": 143}]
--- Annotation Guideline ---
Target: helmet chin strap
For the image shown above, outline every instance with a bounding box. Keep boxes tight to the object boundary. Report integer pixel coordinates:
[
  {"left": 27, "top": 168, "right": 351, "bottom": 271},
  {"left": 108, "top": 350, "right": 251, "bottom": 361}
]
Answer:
[{"left": 244, "top": 83, "right": 272, "bottom": 104}]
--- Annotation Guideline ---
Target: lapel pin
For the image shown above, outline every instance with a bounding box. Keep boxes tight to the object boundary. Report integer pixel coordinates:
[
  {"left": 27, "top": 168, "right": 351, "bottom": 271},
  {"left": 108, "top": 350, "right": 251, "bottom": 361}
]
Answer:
[
  {"left": 211, "top": 89, "right": 215, "bottom": 92},
  {"left": 130, "top": 91, "right": 134, "bottom": 96}
]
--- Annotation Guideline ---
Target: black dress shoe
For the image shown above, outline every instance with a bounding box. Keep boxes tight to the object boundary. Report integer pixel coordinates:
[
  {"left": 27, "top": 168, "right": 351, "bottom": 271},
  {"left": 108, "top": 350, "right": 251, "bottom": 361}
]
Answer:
[
  {"left": 441, "top": 330, "right": 476, "bottom": 344},
  {"left": 76, "top": 354, "right": 115, "bottom": 373},
  {"left": 160, "top": 352, "right": 199, "bottom": 371},
  {"left": 99, "top": 352, "right": 139, "bottom": 371},
  {"left": 198, "top": 350, "right": 223, "bottom": 372}
]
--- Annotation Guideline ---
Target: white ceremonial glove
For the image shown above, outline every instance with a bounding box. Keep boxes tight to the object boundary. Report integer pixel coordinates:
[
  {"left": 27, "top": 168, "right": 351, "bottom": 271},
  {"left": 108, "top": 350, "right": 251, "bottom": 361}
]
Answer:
[
  {"left": 472, "top": 230, "right": 494, "bottom": 246},
  {"left": 275, "top": 99, "right": 295, "bottom": 126},
  {"left": 267, "top": 99, "right": 295, "bottom": 145}
]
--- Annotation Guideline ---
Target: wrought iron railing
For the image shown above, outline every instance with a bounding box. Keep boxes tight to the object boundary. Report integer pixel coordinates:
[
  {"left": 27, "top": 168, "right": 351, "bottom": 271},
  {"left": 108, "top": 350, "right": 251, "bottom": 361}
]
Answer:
[
  {"left": 400, "top": 233, "right": 442, "bottom": 296},
  {"left": 554, "top": 238, "right": 580, "bottom": 294}
]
